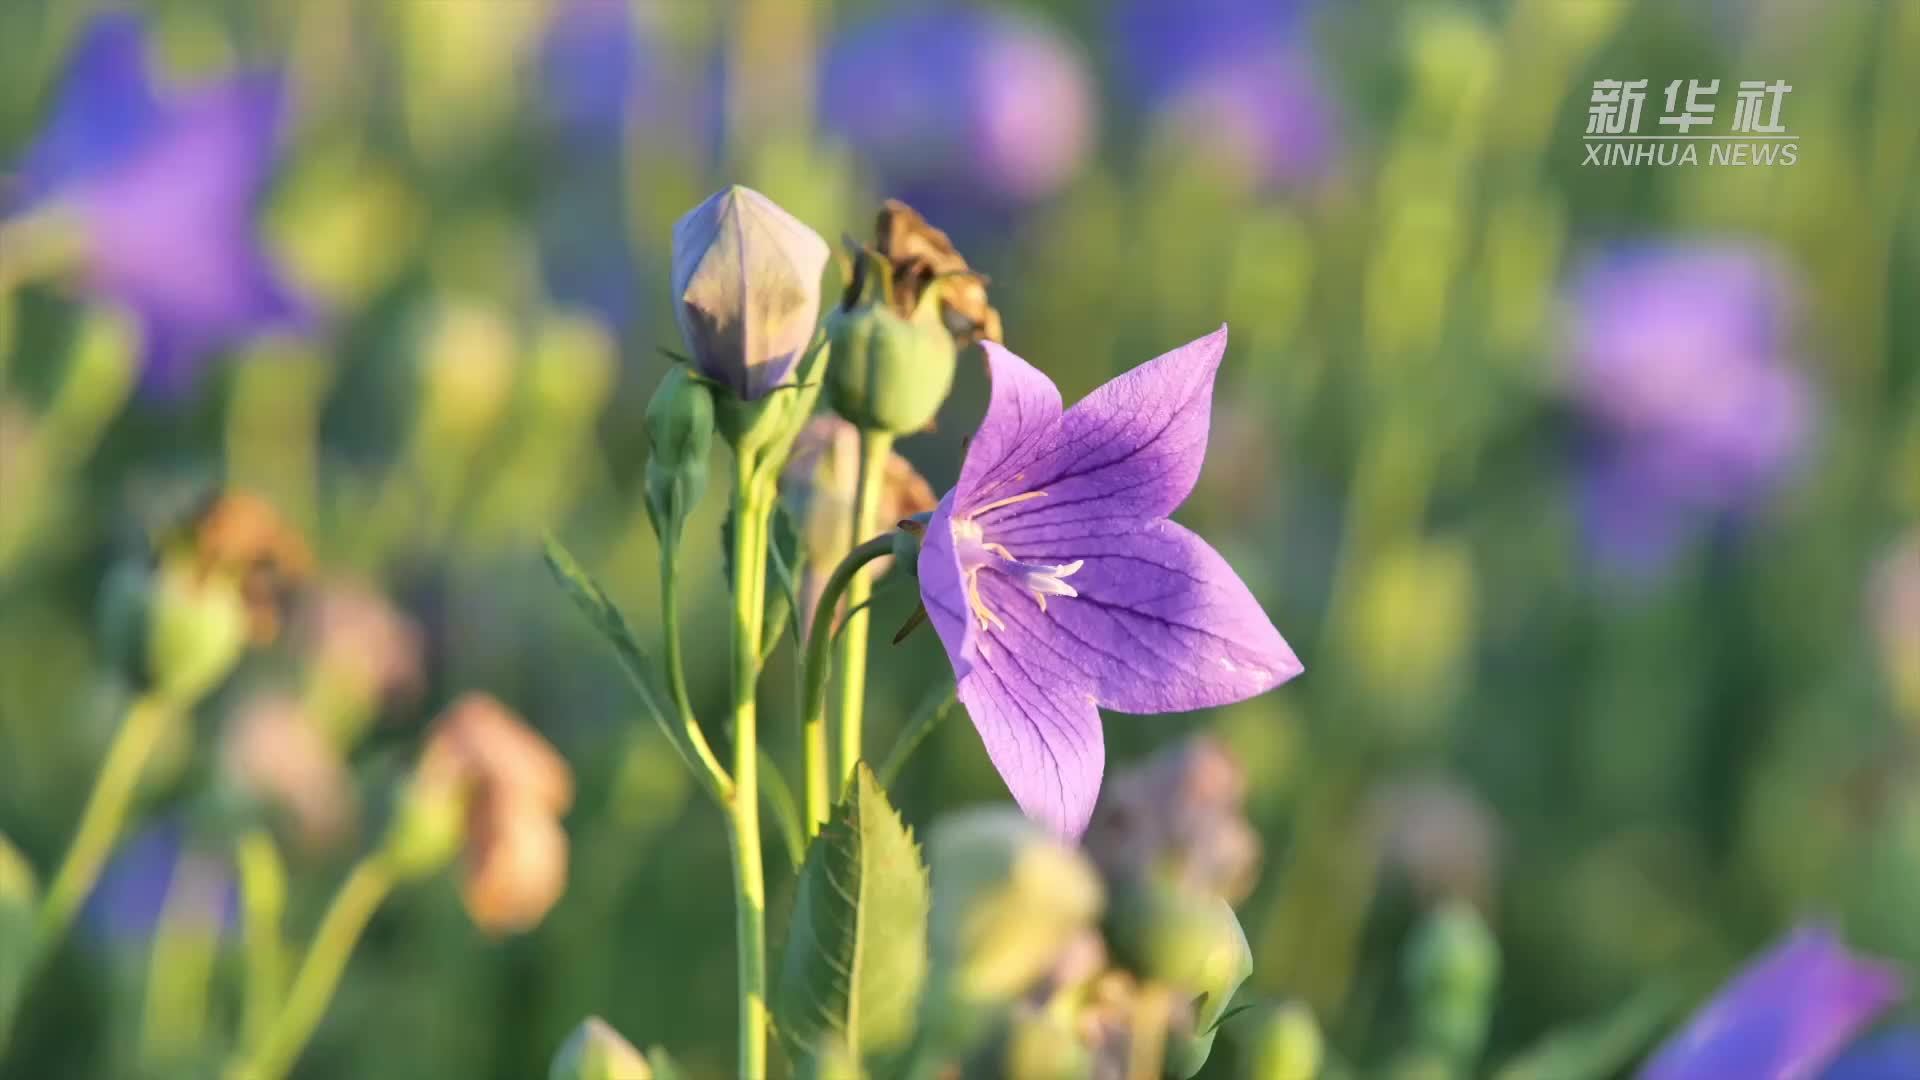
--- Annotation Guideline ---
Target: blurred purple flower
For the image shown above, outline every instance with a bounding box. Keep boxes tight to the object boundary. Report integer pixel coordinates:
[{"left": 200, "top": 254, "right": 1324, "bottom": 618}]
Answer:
[
  {"left": 1820, "top": 1029, "right": 1920, "bottom": 1080},
  {"left": 1640, "top": 926, "right": 1903, "bottom": 1080},
  {"left": 918, "top": 327, "right": 1302, "bottom": 836},
  {"left": 1567, "top": 245, "right": 1813, "bottom": 574},
  {"left": 539, "top": 0, "right": 658, "bottom": 145},
  {"left": 11, "top": 13, "right": 314, "bottom": 399},
  {"left": 82, "top": 822, "right": 236, "bottom": 942},
  {"left": 1110, "top": 0, "right": 1340, "bottom": 189},
  {"left": 820, "top": 7, "right": 1096, "bottom": 214}
]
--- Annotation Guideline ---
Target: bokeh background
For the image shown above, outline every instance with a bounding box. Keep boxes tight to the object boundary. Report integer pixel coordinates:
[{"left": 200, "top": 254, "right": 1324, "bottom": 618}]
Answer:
[{"left": 2, "top": 0, "right": 1918, "bottom": 1076}]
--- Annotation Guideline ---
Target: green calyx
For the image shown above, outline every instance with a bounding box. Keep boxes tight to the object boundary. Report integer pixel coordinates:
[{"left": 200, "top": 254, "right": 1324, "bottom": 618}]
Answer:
[
  {"left": 644, "top": 365, "right": 716, "bottom": 546},
  {"left": 826, "top": 251, "right": 958, "bottom": 436}
]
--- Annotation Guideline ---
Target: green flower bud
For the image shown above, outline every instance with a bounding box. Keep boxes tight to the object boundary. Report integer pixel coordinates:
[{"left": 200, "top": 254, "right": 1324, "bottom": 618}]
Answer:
[
  {"left": 921, "top": 808, "right": 1104, "bottom": 1053},
  {"left": 1104, "top": 884, "right": 1252, "bottom": 1078},
  {"left": 100, "top": 557, "right": 250, "bottom": 705},
  {"left": 644, "top": 365, "right": 716, "bottom": 547},
  {"left": 549, "top": 1017, "right": 651, "bottom": 1080},
  {"left": 825, "top": 291, "right": 957, "bottom": 436},
  {"left": 1404, "top": 900, "right": 1499, "bottom": 1065},
  {"left": 1248, "top": 1003, "right": 1323, "bottom": 1080},
  {"left": 1004, "top": 1010, "right": 1095, "bottom": 1080},
  {"left": 380, "top": 773, "right": 467, "bottom": 882}
]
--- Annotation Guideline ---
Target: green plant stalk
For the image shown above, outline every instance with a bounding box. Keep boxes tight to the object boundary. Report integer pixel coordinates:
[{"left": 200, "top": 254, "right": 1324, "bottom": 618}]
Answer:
[
  {"left": 235, "top": 829, "right": 290, "bottom": 1053},
  {"left": 661, "top": 533, "right": 736, "bottom": 806},
  {"left": 229, "top": 856, "right": 395, "bottom": 1080},
  {"left": 727, "top": 452, "right": 773, "bottom": 1080},
  {"left": 800, "top": 534, "right": 897, "bottom": 825},
  {"left": 30, "top": 695, "right": 173, "bottom": 963},
  {"left": 833, "top": 429, "right": 895, "bottom": 786}
]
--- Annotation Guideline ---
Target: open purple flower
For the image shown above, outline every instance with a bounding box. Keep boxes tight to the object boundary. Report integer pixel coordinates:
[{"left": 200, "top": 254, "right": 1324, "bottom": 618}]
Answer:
[
  {"left": 1821, "top": 1029, "right": 1920, "bottom": 1080},
  {"left": 918, "top": 326, "right": 1302, "bottom": 836},
  {"left": 820, "top": 7, "right": 1096, "bottom": 216},
  {"left": 10, "top": 13, "right": 313, "bottom": 398},
  {"left": 1640, "top": 926, "right": 1904, "bottom": 1080}
]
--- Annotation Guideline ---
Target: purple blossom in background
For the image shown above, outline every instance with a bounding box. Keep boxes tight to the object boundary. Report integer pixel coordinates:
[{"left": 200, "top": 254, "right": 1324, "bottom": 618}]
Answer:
[
  {"left": 1566, "top": 245, "right": 1813, "bottom": 574},
  {"left": 81, "top": 822, "right": 236, "bottom": 942},
  {"left": 1110, "top": 0, "right": 1340, "bottom": 189},
  {"left": 539, "top": 0, "right": 667, "bottom": 146},
  {"left": 820, "top": 7, "right": 1095, "bottom": 217},
  {"left": 10, "top": 13, "right": 314, "bottom": 398},
  {"left": 918, "top": 327, "right": 1303, "bottom": 836},
  {"left": 1640, "top": 926, "right": 1904, "bottom": 1080}
]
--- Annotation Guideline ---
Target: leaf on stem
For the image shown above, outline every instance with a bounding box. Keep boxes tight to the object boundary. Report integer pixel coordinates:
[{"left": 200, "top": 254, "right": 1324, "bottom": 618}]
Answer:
[{"left": 775, "top": 764, "right": 929, "bottom": 1069}]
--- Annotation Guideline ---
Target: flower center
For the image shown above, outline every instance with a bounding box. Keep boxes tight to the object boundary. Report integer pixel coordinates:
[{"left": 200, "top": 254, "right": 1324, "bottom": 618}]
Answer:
[{"left": 951, "top": 492, "right": 1083, "bottom": 632}]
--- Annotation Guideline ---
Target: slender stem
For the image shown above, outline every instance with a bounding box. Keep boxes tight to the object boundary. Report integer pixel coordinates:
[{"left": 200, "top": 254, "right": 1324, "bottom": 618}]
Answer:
[
  {"left": 799, "top": 535, "right": 897, "bottom": 824},
  {"left": 228, "top": 857, "right": 395, "bottom": 1080},
  {"left": 235, "top": 829, "right": 289, "bottom": 1053},
  {"left": 877, "top": 681, "right": 958, "bottom": 788},
  {"left": 31, "top": 695, "right": 173, "bottom": 961},
  {"left": 661, "top": 534, "right": 735, "bottom": 805},
  {"left": 833, "top": 430, "right": 894, "bottom": 785},
  {"left": 726, "top": 452, "right": 771, "bottom": 1080}
]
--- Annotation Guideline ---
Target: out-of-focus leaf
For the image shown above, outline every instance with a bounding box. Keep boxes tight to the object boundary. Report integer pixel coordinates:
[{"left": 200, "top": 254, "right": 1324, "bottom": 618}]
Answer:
[
  {"left": 775, "top": 763, "right": 929, "bottom": 1067},
  {"left": 0, "top": 831, "right": 37, "bottom": 1031}
]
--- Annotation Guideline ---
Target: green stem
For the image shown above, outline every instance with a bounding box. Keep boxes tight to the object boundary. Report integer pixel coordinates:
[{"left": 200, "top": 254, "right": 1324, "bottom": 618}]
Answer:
[
  {"left": 228, "top": 857, "right": 395, "bottom": 1080},
  {"left": 661, "top": 534, "right": 736, "bottom": 806},
  {"left": 235, "top": 829, "right": 290, "bottom": 1053},
  {"left": 799, "top": 535, "right": 897, "bottom": 826},
  {"left": 727, "top": 452, "right": 772, "bottom": 1080},
  {"left": 833, "top": 430, "right": 894, "bottom": 786},
  {"left": 877, "top": 681, "right": 958, "bottom": 788},
  {"left": 30, "top": 695, "right": 173, "bottom": 962}
]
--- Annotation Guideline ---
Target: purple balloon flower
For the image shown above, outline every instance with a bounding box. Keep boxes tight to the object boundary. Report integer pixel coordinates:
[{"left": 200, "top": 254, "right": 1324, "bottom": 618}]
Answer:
[
  {"left": 820, "top": 7, "right": 1096, "bottom": 213},
  {"left": 1566, "top": 244, "right": 1813, "bottom": 574},
  {"left": 1640, "top": 926, "right": 1904, "bottom": 1080},
  {"left": 1110, "top": 0, "right": 1340, "bottom": 189},
  {"left": 10, "top": 13, "right": 313, "bottom": 398},
  {"left": 918, "top": 326, "right": 1303, "bottom": 836}
]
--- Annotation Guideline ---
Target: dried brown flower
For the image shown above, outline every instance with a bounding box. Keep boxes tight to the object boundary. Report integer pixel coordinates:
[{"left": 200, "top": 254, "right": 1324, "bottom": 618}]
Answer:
[
  {"left": 187, "top": 491, "right": 313, "bottom": 644},
  {"left": 223, "top": 694, "right": 355, "bottom": 852},
  {"left": 420, "top": 693, "right": 574, "bottom": 935},
  {"left": 294, "top": 579, "right": 427, "bottom": 711},
  {"left": 842, "top": 199, "right": 1002, "bottom": 346}
]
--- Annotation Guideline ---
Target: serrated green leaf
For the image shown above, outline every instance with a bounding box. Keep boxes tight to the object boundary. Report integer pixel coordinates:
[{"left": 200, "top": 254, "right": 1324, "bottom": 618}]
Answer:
[
  {"left": 776, "top": 764, "right": 929, "bottom": 1067},
  {"left": 540, "top": 537, "right": 672, "bottom": 733}
]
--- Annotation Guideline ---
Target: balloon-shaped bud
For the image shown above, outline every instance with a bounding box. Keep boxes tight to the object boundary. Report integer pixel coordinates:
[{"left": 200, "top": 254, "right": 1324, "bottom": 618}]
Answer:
[
  {"left": 670, "top": 185, "right": 830, "bottom": 402},
  {"left": 1105, "top": 884, "right": 1253, "bottom": 1078},
  {"left": 99, "top": 558, "right": 249, "bottom": 705},
  {"left": 549, "top": 1017, "right": 651, "bottom": 1080},
  {"left": 825, "top": 290, "right": 956, "bottom": 436}
]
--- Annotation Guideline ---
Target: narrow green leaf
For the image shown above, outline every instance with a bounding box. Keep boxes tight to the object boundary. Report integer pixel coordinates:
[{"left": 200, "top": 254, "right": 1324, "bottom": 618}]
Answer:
[
  {"left": 540, "top": 537, "right": 672, "bottom": 732},
  {"left": 776, "top": 764, "right": 929, "bottom": 1067},
  {"left": 1492, "top": 984, "right": 1683, "bottom": 1080}
]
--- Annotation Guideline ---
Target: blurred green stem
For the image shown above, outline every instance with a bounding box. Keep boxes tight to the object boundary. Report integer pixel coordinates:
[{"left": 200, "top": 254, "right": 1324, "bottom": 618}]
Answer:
[
  {"left": 800, "top": 534, "right": 896, "bottom": 829},
  {"left": 29, "top": 695, "right": 173, "bottom": 964},
  {"left": 876, "top": 680, "right": 957, "bottom": 787},
  {"left": 236, "top": 829, "right": 290, "bottom": 1053},
  {"left": 231, "top": 856, "right": 395, "bottom": 1080},
  {"left": 727, "top": 452, "right": 772, "bottom": 1080},
  {"left": 833, "top": 429, "right": 894, "bottom": 786}
]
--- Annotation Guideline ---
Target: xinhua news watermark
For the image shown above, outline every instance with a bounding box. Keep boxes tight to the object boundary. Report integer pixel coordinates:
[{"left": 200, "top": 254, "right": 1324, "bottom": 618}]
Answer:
[{"left": 1583, "top": 79, "right": 1797, "bottom": 167}]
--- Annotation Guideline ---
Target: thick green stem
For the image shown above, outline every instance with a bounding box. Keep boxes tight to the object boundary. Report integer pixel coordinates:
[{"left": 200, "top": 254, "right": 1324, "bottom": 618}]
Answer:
[
  {"left": 800, "top": 534, "right": 897, "bottom": 826},
  {"left": 833, "top": 429, "right": 895, "bottom": 786},
  {"left": 235, "top": 829, "right": 289, "bottom": 1053},
  {"left": 727, "top": 453, "right": 772, "bottom": 1080},
  {"left": 31, "top": 695, "right": 173, "bottom": 962},
  {"left": 229, "top": 856, "right": 394, "bottom": 1080}
]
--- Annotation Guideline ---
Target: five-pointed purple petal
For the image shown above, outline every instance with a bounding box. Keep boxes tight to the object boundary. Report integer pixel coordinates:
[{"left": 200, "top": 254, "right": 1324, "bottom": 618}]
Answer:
[
  {"left": 10, "top": 13, "right": 314, "bottom": 398},
  {"left": 919, "top": 326, "right": 1302, "bottom": 836},
  {"left": 1640, "top": 925, "right": 1905, "bottom": 1080}
]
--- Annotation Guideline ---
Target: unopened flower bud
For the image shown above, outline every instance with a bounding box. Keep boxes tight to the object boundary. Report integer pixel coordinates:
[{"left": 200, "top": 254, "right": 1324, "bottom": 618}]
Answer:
[
  {"left": 644, "top": 365, "right": 715, "bottom": 547},
  {"left": 381, "top": 772, "right": 467, "bottom": 882},
  {"left": 99, "top": 557, "right": 249, "bottom": 704},
  {"left": 1404, "top": 900, "right": 1500, "bottom": 1065},
  {"left": 922, "top": 808, "right": 1104, "bottom": 1051},
  {"left": 1105, "top": 884, "right": 1252, "bottom": 1078},
  {"left": 670, "top": 185, "right": 830, "bottom": 402},
  {"left": 550, "top": 1017, "right": 650, "bottom": 1080},
  {"left": 825, "top": 293, "right": 956, "bottom": 436},
  {"left": 1249, "top": 1002, "right": 1324, "bottom": 1080}
]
